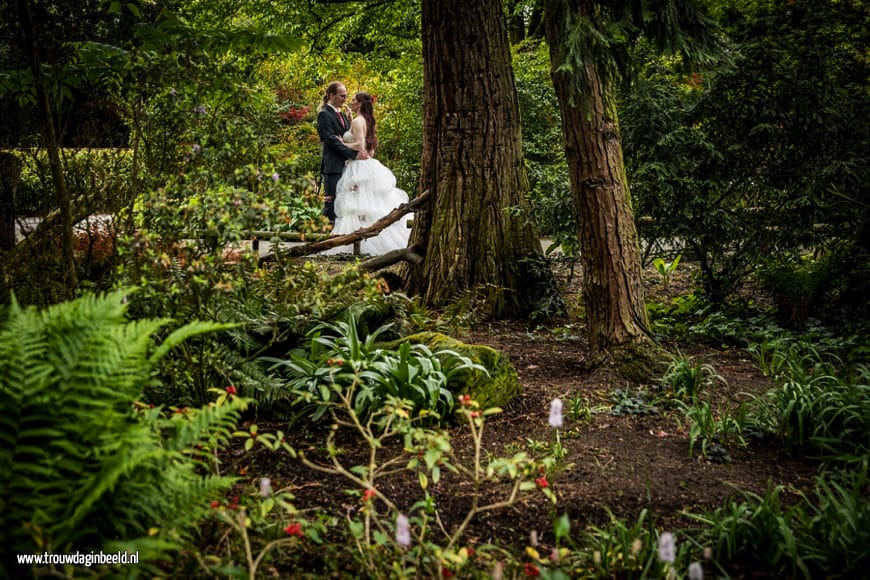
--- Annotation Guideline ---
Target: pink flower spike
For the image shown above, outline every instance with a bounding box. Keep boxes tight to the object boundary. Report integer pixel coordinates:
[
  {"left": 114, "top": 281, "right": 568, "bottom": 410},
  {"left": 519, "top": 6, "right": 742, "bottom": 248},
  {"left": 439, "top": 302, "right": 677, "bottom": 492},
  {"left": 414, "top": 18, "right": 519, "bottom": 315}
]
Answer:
[
  {"left": 395, "top": 514, "right": 411, "bottom": 547},
  {"left": 658, "top": 531, "right": 675, "bottom": 563},
  {"left": 548, "top": 398, "right": 563, "bottom": 428}
]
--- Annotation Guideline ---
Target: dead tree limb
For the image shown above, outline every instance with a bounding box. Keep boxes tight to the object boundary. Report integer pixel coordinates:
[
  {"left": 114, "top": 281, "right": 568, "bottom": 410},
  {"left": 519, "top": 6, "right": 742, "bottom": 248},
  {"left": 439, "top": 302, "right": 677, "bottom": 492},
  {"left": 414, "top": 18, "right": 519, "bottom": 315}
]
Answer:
[
  {"left": 264, "top": 190, "right": 430, "bottom": 261},
  {"left": 358, "top": 244, "right": 424, "bottom": 272}
]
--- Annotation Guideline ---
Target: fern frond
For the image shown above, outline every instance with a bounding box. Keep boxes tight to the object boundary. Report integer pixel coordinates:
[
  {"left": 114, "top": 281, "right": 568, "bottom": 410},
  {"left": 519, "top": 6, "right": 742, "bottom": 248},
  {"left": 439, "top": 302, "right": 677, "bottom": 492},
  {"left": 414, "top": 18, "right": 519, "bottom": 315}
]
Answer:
[
  {"left": 0, "top": 290, "right": 239, "bottom": 572},
  {"left": 165, "top": 395, "right": 249, "bottom": 452},
  {"left": 148, "top": 320, "right": 239, "bottom": 365}
]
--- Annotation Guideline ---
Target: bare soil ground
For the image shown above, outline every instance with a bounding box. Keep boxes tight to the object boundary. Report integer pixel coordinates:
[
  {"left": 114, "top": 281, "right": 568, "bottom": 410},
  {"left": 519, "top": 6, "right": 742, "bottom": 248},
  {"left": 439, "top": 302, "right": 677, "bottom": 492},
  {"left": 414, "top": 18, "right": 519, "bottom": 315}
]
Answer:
[{"left": 227, "top": 261, "right": 822, "bottom": 574}]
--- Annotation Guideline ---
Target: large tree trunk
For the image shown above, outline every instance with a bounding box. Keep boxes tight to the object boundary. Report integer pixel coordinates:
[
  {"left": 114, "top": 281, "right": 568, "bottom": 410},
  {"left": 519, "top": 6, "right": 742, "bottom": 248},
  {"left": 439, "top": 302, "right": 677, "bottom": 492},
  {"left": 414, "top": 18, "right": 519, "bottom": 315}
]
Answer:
[
  {"left": 544, "top": 0, "right": 657, "bottom": 375},
  {"left": 408, "top": 0, "right": 558, "bottom": 318}
]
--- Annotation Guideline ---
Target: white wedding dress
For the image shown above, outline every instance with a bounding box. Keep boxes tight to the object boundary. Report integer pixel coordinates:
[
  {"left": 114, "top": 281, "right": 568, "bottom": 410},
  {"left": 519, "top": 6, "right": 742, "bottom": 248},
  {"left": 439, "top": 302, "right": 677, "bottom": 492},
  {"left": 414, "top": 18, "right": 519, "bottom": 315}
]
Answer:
[{"left": 323, "top": 131, "right": 411, "bottom": 256}]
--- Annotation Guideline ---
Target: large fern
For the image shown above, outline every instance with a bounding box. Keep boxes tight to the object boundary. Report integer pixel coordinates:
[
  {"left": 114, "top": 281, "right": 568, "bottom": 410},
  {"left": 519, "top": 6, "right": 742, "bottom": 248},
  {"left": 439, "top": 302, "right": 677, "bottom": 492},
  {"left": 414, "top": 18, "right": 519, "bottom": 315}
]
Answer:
[{"left": 0, "top": 289, "right": 244, "bottom": 575}]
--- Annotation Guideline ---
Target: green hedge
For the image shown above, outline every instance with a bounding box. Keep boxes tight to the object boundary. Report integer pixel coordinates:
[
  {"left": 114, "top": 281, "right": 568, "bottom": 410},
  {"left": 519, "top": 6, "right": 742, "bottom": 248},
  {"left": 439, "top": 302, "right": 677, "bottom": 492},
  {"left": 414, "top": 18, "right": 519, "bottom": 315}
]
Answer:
[{"left": 10, "top": 148, "right": 134, "bottom": 215}]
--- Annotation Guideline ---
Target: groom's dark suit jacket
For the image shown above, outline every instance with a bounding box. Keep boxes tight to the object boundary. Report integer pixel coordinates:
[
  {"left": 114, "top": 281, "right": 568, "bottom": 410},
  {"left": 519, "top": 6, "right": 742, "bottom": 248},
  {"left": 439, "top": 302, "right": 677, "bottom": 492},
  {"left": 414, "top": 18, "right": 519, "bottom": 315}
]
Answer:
[{"left": 317, "top": 106, "right": 359, "bottom": 174}]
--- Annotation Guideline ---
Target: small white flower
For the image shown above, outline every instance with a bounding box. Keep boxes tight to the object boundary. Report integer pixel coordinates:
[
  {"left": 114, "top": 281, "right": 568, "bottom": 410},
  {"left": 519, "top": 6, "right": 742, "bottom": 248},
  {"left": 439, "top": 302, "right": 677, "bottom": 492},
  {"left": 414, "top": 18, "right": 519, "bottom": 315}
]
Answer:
[
  {"left": 395, "top": 513, "right": 411, "bottom": 548},
  {"left": 259, "top": 477, "right": 271, "bottom": 498},
  {"left": 548, "top": 398, "right": 564, "bottom": 428},
  {"left": 271, "top": 172, "right": 279, "bottom": 182},
  {"left": 658, "top": 531, "right": 675, "bottom": 563},
  {"left": 688, "top": 562, "right": 704, "bottom": 580},
  {"left": 491, "top": 561, "right": 503, "bottom": 580}
]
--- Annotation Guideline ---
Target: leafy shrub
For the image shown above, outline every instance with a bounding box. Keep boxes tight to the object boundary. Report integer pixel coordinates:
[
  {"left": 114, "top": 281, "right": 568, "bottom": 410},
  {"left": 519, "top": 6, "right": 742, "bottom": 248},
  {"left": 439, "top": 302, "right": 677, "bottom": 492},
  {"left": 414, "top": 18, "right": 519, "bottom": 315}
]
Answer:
[
  {"left": 268, "top": 315, "right": 487, "bottom": 422},
  {"left": 647, "top": 291, "right": 709, "bottom": 339},
  {"left": 117, "top": 161, "right": 402, "bottom": 407},
  {"left": 659, "top": 352, "right": 726, "bottom": 403},
  {"left": 0, "top": 290, "right": 244, "bottom": 576},
  {"left": 689, "top": 468, "right": 870, "bottom": 578},
  {"left": 13, "top": 148, "right": 135, "bottom": 215},
  {"left": 234, "top": 392, "right": 551, "bottom": 578},
  {"left": 610, "top": 387, "right": 658, "bottom": 416},
  {"left": 622, "top": 1, "right": 869, "bottom": 305},
  {"left": 746, "top": 343, "right": 869, "bottom": 467},
  {"left": 760, "top": 249, "right": 870, "bottom": 327}
]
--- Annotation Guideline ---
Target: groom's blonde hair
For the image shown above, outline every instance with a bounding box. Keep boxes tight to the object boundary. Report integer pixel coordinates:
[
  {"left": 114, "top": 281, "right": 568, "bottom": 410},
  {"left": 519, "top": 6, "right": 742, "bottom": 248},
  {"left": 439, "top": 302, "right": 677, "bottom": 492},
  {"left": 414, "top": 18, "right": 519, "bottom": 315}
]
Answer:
[{"left": 318, "top": 81, "right": 344, "bottom": 111}]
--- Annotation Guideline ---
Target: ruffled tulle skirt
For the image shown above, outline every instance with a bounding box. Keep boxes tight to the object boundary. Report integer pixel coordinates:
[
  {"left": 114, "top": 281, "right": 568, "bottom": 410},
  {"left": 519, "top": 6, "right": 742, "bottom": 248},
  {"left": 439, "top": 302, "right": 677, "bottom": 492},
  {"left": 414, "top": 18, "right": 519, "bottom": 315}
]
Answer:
[{"left": 323, "top": 158, "right": 411, "bottom": 256}]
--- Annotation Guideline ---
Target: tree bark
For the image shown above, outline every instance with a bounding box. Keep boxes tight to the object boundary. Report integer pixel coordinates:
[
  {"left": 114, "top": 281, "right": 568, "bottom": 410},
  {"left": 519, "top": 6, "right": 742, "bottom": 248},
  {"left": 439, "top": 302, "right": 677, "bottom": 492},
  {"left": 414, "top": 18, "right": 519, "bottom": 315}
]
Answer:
[
  {"left": 544, "top": 0, "right": 654, "bottom": 363},
  {"left": 17, "top": 0, "right": 77, "bottom": 295},
  {"left": 0, "top": 153, "right": 22, "bottom": 252},
  {"left": 409, "top": 0, "right": 558, "bottom": 318}
]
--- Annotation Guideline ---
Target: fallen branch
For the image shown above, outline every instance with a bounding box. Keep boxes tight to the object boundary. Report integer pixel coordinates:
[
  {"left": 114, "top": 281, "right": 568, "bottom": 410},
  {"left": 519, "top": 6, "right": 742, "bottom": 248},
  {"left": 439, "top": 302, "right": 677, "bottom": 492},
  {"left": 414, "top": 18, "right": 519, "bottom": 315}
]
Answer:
[
  {"left": 358, "top": 244, "right": 424, "bottom": 272},
  {"left": 264, "top": 190, "right": 430, "bottom": 261}
]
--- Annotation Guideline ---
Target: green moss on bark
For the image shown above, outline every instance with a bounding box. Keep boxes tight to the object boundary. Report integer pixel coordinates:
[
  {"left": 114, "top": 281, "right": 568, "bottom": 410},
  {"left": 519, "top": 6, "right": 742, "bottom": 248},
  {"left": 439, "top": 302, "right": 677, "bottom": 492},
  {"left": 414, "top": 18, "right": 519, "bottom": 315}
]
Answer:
[{"left": 610, "top": 340, "right": 669, "bottom": 383}]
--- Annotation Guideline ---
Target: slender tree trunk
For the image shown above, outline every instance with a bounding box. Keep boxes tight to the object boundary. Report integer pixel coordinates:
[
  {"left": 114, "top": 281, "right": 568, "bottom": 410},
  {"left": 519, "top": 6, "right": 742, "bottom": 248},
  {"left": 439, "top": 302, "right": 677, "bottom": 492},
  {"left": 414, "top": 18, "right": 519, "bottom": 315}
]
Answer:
[
  {"left": 544, "top": 0, "right": 655, "bottom": 369},
  {"left": 408, "top": 0, "right": 558, "bottom": 318},
  {"left": 17, "top": 0, "right": 77, "bottom": 296},
  {"left": 0, "top": 153, "right": 22, "bottom": 253}
]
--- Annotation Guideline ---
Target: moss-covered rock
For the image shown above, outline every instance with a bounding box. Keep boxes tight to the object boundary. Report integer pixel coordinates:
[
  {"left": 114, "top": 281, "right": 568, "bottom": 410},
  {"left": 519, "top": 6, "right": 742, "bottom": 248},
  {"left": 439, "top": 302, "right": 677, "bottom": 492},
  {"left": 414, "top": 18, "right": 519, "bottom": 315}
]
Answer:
[{"left": 382, "top": 332, "right": 521, "bottom": 410}]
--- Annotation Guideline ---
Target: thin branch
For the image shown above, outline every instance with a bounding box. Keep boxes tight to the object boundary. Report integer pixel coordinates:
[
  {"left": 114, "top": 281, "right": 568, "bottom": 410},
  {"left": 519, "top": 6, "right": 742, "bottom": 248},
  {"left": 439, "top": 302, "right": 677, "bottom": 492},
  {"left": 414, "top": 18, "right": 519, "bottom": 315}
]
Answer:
[{"left": 263, "top": 190, "right": 430, "bottom": 261}]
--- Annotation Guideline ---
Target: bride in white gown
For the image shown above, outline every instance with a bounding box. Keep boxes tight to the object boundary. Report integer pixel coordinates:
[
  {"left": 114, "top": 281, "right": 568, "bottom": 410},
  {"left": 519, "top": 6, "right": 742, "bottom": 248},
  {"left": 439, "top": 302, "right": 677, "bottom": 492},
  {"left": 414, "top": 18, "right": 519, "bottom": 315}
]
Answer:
[{"left": 323, "top": 91, "right": 410, "bottom": 256}]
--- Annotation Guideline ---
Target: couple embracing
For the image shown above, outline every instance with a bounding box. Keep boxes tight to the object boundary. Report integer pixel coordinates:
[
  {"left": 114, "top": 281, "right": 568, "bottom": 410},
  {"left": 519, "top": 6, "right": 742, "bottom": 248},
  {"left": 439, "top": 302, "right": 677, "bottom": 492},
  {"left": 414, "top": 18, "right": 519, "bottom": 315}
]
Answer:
[{"left": 317, "top": 81, "right": 410, "bottom": 256}]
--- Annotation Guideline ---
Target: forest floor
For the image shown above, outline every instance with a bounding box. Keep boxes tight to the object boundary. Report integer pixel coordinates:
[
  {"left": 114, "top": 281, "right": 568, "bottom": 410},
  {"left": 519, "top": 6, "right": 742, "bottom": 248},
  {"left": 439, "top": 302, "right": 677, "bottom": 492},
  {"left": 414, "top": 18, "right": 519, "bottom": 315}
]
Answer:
[{"left": 227, "top": 258, "right": 823, "bottom": 575}]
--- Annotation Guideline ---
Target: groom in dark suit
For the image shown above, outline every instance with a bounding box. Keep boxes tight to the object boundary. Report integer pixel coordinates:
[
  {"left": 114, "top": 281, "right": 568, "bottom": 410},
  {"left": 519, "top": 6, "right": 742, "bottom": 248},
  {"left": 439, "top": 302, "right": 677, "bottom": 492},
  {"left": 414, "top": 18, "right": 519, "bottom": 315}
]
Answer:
[{"left": 317, "top": 81, "right": 369, "bottom": 224}]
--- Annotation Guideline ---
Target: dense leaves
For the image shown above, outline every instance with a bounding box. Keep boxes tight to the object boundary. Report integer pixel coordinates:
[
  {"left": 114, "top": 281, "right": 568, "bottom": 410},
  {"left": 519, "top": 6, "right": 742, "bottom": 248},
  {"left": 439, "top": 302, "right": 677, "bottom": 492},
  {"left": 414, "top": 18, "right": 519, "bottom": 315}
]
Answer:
[
  {"left": 624, "top": 0, "right": 869, "bottom": 305},
  {"left": 0, "top": 290, "right": 243, "bottom": 575}
]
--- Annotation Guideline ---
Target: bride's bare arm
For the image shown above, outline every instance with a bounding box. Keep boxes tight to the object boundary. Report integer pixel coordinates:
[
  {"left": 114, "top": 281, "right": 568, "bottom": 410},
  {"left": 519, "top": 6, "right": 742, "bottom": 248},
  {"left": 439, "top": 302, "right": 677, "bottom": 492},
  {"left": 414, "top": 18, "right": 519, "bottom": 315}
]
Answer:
[{"left": 342, "top": 117, "right": 367, "bottom": 151}]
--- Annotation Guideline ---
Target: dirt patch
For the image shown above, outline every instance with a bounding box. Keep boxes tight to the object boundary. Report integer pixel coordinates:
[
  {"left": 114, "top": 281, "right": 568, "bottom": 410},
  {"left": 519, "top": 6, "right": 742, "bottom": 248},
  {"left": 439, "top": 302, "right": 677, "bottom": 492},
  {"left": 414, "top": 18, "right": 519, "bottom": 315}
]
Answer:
[{"left": 227, "top": 260, "right": 821, "bottom": 564}]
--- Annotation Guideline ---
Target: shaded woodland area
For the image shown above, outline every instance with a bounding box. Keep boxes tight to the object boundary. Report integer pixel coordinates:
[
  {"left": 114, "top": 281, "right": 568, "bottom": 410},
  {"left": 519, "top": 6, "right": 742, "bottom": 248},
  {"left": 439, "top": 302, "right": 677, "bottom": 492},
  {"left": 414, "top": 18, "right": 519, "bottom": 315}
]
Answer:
[{"left": 1, "top": 0, "right": 867, "bottom": 578}]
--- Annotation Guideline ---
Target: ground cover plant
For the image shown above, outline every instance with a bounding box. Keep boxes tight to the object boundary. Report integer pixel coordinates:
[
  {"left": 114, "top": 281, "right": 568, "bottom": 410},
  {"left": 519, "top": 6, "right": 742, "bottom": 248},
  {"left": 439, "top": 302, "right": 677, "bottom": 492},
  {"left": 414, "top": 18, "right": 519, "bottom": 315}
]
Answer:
[
  {"left": 5, "top": 250, "right": 868, "bottom": 579},
  {"left": 3, "top": 1, "right": 868, "bottom": 578},
  {"left": 131, "top": 264, "right": 870, "bottom": 578}
]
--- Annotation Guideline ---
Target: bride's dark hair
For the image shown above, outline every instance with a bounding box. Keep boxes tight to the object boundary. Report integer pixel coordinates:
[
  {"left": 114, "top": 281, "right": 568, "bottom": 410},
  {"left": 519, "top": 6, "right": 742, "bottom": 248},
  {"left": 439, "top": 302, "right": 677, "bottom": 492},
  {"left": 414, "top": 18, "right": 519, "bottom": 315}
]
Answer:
[{"left": 354, "top": 92, "right": 378, "bottom": 153}]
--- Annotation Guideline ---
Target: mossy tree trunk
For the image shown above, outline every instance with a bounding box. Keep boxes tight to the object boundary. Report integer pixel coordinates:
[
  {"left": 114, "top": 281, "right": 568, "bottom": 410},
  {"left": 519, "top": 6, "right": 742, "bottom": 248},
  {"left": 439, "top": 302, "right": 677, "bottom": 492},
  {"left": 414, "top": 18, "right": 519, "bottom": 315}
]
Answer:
[
  {"left": 544, "top": 0, "right": 655, "bottom": 367},
  {"left": 406, "top": 0, "right": 556, "bottom": 318}
]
